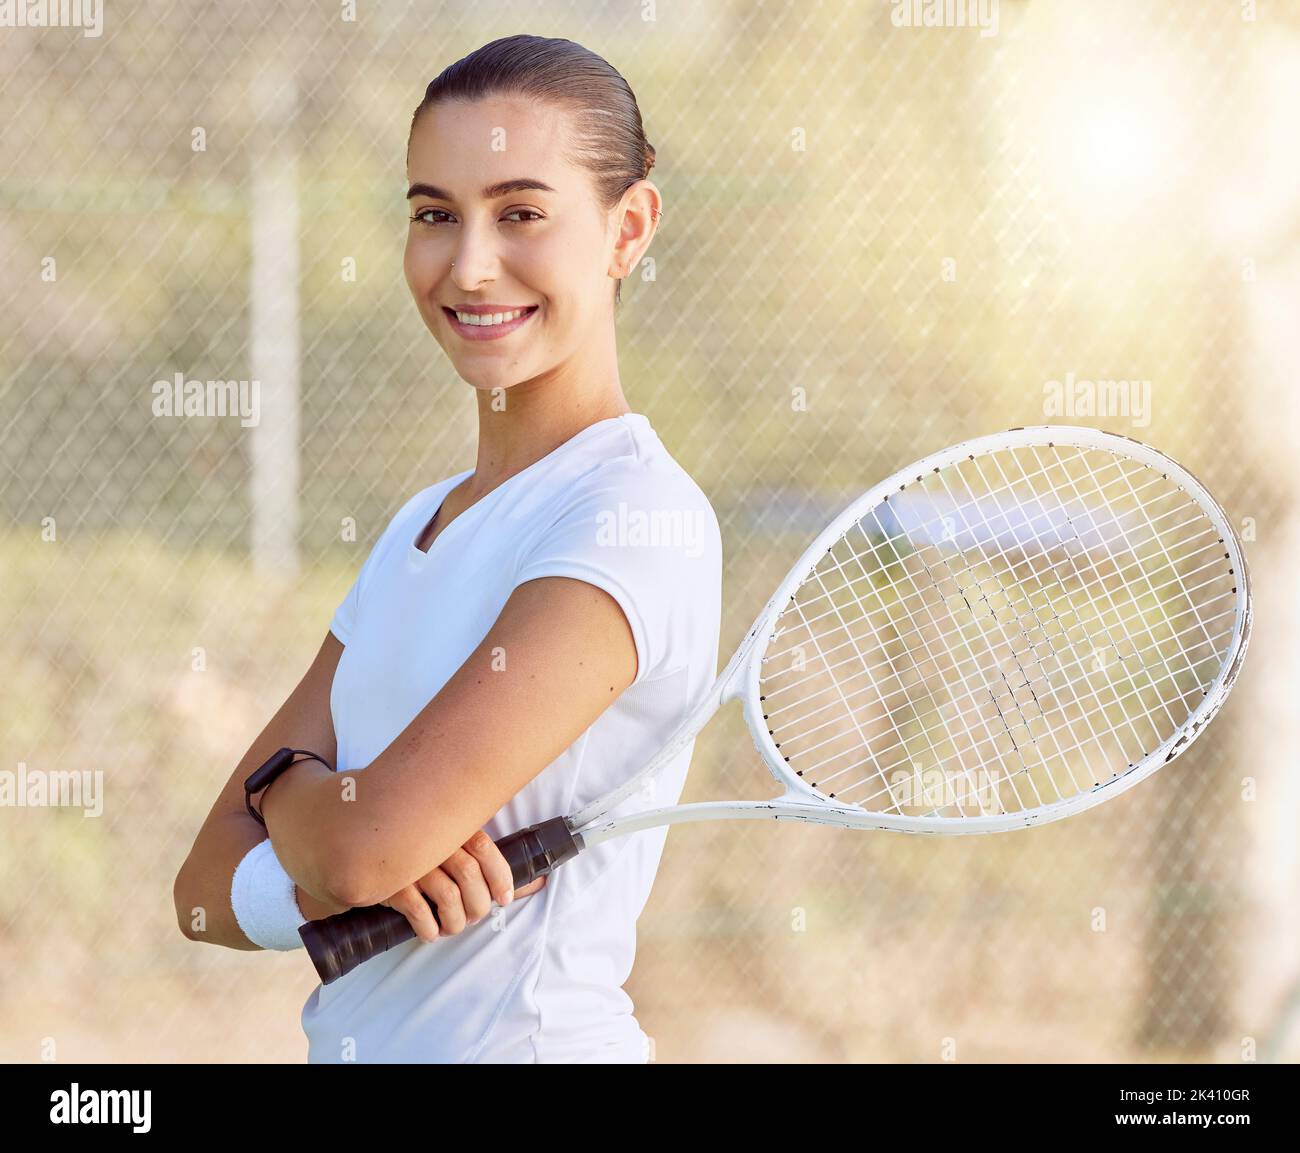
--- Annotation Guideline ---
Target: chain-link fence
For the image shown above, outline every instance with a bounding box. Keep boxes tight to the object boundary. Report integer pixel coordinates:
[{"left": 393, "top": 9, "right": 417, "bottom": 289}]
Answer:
[{"left": 2, "top": 0, "right": 1298, "bottom": 1063}]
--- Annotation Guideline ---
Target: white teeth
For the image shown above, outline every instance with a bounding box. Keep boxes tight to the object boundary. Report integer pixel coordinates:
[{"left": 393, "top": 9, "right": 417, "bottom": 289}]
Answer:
[{"left": 454, "top": 307, "right": 532, "bottom": 327}]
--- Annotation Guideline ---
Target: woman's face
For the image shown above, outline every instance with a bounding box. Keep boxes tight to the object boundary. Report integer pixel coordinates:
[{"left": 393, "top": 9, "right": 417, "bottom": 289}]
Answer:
[{"left": 404, "top": 96, "right": 626, "bottom": 392}]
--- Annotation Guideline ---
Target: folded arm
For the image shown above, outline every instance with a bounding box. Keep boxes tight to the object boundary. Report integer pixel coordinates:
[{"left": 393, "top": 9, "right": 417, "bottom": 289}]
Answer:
[
  {"left": 173, "top": 631, "right": 347, "bottom": 949},
  {"left": 262, "top": 576, "right": 638, "bottom": 909}
]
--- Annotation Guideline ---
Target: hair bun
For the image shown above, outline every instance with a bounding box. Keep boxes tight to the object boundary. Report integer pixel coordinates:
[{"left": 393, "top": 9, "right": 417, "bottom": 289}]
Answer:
[{"left": 643, "top": 142, "right": 657, "bottom": 175}]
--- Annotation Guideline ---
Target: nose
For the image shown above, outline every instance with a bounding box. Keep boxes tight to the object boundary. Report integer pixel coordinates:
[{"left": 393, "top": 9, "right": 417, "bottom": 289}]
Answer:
[{"left": 448, "top": 231, "right": 497, "bottom": 291}]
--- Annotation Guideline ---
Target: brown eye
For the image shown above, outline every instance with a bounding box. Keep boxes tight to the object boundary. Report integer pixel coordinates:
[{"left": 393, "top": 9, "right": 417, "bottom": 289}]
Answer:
[
  {"left": 409, "top": 208, "right": 541, "bottom": 226},
  {"left": 409, "top": 208, "right": 452, "bottom": 226}
]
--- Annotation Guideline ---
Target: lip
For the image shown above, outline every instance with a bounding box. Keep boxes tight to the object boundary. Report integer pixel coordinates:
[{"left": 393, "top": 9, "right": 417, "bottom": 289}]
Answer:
[{"left": 443, "top": 305, "right": 538, "bottom": 342}]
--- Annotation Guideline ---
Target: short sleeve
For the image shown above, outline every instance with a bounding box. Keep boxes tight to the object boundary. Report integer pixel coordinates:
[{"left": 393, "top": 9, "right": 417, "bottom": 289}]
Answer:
[
  {"left": 329, "top": 572, "right": 361, "bottom": 646},
  {"left": 512, "top": 467, "right": 722, "bottom": 687}
]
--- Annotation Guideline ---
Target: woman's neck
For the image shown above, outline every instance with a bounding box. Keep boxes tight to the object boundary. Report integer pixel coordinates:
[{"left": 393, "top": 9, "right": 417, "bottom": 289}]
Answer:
[{"left": 465, "top": 380, "right": 631, "bottom": 497}]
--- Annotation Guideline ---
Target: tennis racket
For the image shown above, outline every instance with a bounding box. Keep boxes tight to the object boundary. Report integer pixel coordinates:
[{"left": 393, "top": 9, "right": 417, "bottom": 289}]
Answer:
[{"left": 300, "top": 425, "right": 1252, "bottom": 984}]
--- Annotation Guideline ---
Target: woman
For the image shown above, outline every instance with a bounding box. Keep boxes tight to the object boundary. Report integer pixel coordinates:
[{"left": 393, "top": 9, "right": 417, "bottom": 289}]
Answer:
[{"left": 174, "top": 34, "right": 722, "bottom": 1064}]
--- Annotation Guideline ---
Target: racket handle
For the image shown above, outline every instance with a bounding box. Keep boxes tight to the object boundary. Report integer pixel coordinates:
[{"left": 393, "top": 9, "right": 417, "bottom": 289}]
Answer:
[{"left": 299, "top": 817, "right": 580, "bottom": 985}]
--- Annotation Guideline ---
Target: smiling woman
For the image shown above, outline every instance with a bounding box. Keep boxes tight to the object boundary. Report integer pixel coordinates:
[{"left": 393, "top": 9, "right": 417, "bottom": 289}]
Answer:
[
  {"left": 401, "top": 84, "right": 662, "bottom": 398},
  {"left": 173, "top": 33, "right": 721, "bottom": 1066}
]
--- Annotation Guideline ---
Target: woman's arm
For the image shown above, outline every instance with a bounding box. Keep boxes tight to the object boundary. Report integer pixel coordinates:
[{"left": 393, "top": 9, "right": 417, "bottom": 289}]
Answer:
[
  {"left": 172, "top": 631, "right": 349, "bottom": 948},
  {"left": 261, "top": 576, "right": 639, "bottom": 908}
]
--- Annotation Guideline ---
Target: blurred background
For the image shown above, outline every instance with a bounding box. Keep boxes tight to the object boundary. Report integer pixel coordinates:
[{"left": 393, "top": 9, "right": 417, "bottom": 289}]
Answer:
[{"left": 2, "top": 0, "right": 1298, "bottom": 1063}]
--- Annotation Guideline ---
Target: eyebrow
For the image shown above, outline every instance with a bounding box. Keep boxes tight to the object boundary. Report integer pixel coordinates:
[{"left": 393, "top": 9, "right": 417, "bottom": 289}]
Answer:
[{"left": 405, "top": 178, "right": 557, "bottom": 202}]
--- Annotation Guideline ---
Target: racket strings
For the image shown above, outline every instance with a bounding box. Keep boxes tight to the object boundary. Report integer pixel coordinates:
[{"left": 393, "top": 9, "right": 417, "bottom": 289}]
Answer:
[
  {"left": 806, "top": 606, "right": 1237, "bottom": 817},
  {"left": 795, "top": 604, "right": 1235, "bottom": 785},
  {"left": 796, "top": 522, "right": 1134, "bottom": 816},
  {"left": 766, "top": 452, "right": 1223, "bottom": 720},
  {"left": 848, "top": 460, "right": 1225, "bottom": 814},
  {"left": 762, "top": 515, "right": 1226, "bottom": 724},
  {"left": 757, "top": 445, "right": 1239, "bottom": 819},
  {"left": 770, "top": 451, "right": 1182, "bottom": 634},
  {"left": 761, "top": 487, "right": 1228, "bottom": 748},
  {"left": 763, "top": 464, "right": 1206, "bottom": 704},
  {"left": 1011, "top": 444, "right": 1220, "bottom": 716},
  {"left": 860, "top": 445, "right": 1218, "bottom": 796},
  {"left": 774, "top": 601, "right": 1234, "bottom": 798},
  {"left": 868, "top": 447, "right": 1232, "bottom": 805}
]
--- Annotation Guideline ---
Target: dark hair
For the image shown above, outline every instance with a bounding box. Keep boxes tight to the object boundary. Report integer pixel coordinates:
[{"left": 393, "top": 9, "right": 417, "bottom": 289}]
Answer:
[{"left": 409, "top": 34, "right": 657, "bottom": 308}]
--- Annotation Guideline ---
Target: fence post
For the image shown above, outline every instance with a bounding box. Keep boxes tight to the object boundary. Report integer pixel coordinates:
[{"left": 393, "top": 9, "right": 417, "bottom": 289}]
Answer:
[{"left": 248, "top": 62, "right": 301, "bottom": 574}]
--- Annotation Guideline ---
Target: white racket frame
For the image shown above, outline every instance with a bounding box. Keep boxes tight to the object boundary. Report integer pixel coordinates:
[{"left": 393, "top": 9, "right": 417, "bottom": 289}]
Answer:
[{"left": 571, "top": 426, "right": 1252, "bottom": 848}]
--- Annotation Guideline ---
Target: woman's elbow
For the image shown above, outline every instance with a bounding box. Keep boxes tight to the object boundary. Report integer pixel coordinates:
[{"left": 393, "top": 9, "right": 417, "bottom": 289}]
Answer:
[
  {"left": 323, "top": 834, "right": 422, "bottom": 908},
  {"left": 325, "top": 856, "right": 388, "bottom": 909},
  {"left": 172, "top": 862, "right": 204, "bottom": 941},
  {"left": 305, "top": 833, "right": 380, "bottom": 909}
]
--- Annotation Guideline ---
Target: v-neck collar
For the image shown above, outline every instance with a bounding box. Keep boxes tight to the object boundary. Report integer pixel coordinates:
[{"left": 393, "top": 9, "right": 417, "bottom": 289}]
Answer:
[
  {"left": 406, "top": 470, "right": 474, "bottom": 564},
  {"left": 405, "top": 412, "right": 650, "bottom": 569}
]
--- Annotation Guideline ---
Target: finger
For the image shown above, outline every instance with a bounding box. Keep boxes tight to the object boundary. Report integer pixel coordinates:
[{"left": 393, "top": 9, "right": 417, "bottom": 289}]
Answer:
[
  {"left": 381, "top": 885, "right": 439, "bottom": 943},
  {"left": 459, "top": 829, "right": 515, "bottom": 908},
  {"left": 513, "top": 874, "right": 548, "bottom": 899},
  {"left": 439, "top": 846, "right": 493, "bottom": 925},
  {"left": 416, "top": 867, "right": 468, "bottom": 935}
]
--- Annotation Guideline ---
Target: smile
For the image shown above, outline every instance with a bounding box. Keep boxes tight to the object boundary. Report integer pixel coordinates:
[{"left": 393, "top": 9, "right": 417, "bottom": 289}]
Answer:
[{"left": 443, "top": 305, "right": 538, "bottom": 341}]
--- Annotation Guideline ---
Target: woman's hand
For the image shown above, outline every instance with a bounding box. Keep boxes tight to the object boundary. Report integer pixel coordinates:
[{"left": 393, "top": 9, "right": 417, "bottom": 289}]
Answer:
[
  {"left": 379, "top": 829, "right": 547, "bottom": 943},
  {"left": 295, "top": 885, "right": 350, "bottom": 923}
]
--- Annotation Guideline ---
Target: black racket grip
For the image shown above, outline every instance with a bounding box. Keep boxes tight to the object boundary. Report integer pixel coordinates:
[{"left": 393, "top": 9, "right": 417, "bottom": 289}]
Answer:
[{"left": 300, "top": 817, "right": 580, "bottom": 985}]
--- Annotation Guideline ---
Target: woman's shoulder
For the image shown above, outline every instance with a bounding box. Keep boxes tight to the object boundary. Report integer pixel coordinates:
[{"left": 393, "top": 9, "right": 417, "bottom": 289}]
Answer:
[{"left": 561, "top": 422, "right": 718, "bottom": 518}]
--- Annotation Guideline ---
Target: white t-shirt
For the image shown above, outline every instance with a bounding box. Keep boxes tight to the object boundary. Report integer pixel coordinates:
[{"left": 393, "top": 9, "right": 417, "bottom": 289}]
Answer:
[{"left": 301, "top": 413, "right": 722, "bottom": 1063}]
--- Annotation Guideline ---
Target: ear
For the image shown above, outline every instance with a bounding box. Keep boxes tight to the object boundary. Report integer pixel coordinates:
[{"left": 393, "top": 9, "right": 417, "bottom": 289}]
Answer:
[{"left": 609, "top": 180, "right": 662, "bottom": 282}]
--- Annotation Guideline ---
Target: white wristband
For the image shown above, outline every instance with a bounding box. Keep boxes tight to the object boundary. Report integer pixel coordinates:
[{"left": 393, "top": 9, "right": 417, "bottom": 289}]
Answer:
[{"left": 230, "top": 838, "right": 308, "bottom": 951}]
